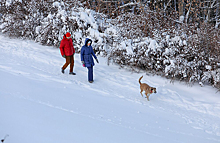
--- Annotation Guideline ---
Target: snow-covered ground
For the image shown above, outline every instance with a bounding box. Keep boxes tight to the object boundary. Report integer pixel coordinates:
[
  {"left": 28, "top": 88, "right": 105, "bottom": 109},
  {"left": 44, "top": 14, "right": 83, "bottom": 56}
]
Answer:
[{"left": 0, "top": 35, "right": 220, "bottom": 143}]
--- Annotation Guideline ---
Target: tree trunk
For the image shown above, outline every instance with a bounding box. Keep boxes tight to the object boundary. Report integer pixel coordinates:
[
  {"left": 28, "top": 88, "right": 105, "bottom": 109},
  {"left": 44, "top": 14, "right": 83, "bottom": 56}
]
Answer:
[
  {"left": 215, "top": 0, "right": 220, "bottom": 28},
  {"left": 178, "top": 0, "right": 184, "bottom": 22},
  {"left": 185, "top": 0, "right": 192, "bottom": 23}
]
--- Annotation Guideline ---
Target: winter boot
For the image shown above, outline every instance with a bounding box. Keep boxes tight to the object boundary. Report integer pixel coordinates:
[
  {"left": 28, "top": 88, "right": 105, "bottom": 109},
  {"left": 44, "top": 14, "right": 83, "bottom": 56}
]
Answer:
[
  {"left": 69, "top": 72, "right": 76, "bottom": 75},
  {"left": 61, "top": 68, "right": 65, "bottom": 74}
]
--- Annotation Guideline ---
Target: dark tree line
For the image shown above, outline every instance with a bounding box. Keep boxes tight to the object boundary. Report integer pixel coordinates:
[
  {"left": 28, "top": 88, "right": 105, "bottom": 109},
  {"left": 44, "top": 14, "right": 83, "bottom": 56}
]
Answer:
[{"left": 82, "top": 0, "right": 220, "bottom": 26}]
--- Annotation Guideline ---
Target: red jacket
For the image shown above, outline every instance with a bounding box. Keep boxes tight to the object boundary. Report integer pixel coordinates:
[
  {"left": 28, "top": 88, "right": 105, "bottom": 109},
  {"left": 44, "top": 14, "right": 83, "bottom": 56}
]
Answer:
[{"left": 60, "top": 35, "right": 75, "bottom": 56}]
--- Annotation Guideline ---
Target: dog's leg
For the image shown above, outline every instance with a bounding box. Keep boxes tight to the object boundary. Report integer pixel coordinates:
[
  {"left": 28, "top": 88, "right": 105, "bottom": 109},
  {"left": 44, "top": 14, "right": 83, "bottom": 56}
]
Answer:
[
  {"left": 145, "top": 93, "right": 150, "bottom": 101},
  {"left": 146, "top": 95, "right": 150, "bottom": 101},
  {"left": 140, "top": 89, "right": 144, "bottom": 97}
]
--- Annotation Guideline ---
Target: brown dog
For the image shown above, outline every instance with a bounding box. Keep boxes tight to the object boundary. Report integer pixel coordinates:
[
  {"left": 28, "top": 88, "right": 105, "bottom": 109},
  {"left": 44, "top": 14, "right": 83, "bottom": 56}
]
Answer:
[{"left": 139, "top": 76, "right": 157, "bottom": 101}]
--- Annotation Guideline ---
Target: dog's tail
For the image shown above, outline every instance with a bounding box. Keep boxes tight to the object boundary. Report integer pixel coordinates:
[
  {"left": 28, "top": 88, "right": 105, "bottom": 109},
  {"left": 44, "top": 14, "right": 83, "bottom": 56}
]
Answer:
[{"left": 139, "top": 76, "right": 143, "bottom": 84}]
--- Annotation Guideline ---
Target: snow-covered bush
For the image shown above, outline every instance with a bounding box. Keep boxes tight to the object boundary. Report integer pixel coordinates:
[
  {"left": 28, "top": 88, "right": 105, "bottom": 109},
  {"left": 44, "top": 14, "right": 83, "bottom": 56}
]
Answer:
[
  {"left": 0, "top": 0, "right": 219, "bottom": 90},
  {"left": 0, "top": 1, "right": 28, "bottom": 37},
  {"left": 108, "top": 11, "right": 220, "bottom": 89}
]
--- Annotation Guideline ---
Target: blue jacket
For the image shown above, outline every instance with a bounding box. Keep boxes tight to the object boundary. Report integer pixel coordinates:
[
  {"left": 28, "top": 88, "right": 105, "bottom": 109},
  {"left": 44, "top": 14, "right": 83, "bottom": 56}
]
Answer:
[{"left": 81, "top": 38, "right": 97, "bottom": 67}]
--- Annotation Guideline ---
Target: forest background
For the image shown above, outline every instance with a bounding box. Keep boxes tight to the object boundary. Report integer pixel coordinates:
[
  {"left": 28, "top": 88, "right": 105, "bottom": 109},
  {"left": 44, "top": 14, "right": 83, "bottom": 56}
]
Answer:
[{"left": 0, "top": 0, "right": 220, "bottom": 90}]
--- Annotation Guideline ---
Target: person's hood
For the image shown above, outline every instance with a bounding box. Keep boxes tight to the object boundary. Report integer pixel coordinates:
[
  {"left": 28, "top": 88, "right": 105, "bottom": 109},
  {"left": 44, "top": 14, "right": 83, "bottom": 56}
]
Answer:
[
  {"left": 63, "top": 34, "right": 71, "bottom": 41},
  {"left": 84, "top": 38, "right": 92, "bottom": 46}
]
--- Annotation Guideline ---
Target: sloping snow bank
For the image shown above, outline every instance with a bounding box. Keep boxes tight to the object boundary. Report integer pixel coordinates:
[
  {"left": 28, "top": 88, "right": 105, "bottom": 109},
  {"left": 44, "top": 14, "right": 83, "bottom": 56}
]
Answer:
[{"left": 0, "top": 35, "right": 220, "bottom": 143}]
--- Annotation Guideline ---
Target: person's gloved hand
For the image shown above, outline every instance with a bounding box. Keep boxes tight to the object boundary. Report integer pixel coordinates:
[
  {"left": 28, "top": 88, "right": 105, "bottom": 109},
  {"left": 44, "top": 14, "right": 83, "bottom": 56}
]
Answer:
[
  {"left": 62, "top": 55, "right": 66, "bottom": 58},
  {"left": 95, "top": 58, "right": 99, "bottom": 63},
  {"left": 82, "top": 61, "right": 85, "bottom": 67}
]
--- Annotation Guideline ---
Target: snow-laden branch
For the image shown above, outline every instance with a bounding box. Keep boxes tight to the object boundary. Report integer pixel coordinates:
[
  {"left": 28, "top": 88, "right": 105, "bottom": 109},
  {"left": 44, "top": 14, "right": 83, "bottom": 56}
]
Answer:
[
  {"left": 164, "top": 0, "right": 172, "bottom": 11},
  {"left": 99, "top": 0, "right": 118, "bottom": 3},
  {"left": 206, "top": 0, "right": 217, "bottom": 22},
  {"left": 113, "top": 2, "right": 139, "bottom": 13}
]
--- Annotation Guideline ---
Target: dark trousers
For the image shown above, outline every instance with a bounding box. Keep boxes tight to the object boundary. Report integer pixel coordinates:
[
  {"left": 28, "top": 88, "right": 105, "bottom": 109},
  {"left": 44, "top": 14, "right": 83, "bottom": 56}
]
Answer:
[
  {"left": 87, "top": 66, "right": 93, "bottom": 81},
  {"left": 62, "top": 55, "right": 74, "bottom": 72}
]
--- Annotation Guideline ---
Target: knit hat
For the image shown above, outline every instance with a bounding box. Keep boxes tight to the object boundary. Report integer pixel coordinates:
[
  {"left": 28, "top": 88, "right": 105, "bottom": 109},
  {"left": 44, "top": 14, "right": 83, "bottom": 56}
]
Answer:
[{"left": 66, "top": 32, "right": 71, "bottom": 37}]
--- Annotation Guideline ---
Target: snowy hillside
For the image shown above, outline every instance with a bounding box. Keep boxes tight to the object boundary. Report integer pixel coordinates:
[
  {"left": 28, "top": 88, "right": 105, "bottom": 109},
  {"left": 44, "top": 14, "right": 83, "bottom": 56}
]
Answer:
[{"left": 0, "top": 35, "right": 220, "bottom": 143}]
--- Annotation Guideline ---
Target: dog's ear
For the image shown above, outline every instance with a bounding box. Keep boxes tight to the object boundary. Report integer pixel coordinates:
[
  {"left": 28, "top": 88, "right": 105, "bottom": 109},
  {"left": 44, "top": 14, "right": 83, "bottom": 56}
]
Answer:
[{"left": 153, "top": 88, "right": 157, "bottom": 93}]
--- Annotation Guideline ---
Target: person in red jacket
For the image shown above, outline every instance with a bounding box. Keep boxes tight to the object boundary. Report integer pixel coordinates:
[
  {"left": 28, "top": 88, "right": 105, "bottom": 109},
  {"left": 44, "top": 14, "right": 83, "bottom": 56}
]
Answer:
[{"left": 60, "top": 32, "right": 76, "bottom": 75}]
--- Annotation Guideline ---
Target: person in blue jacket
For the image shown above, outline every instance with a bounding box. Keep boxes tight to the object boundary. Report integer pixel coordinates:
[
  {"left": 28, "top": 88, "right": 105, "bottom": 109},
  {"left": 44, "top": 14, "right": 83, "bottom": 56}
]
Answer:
[{"left": 81, "top": 38, "right": 99, "bottom": 83}]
